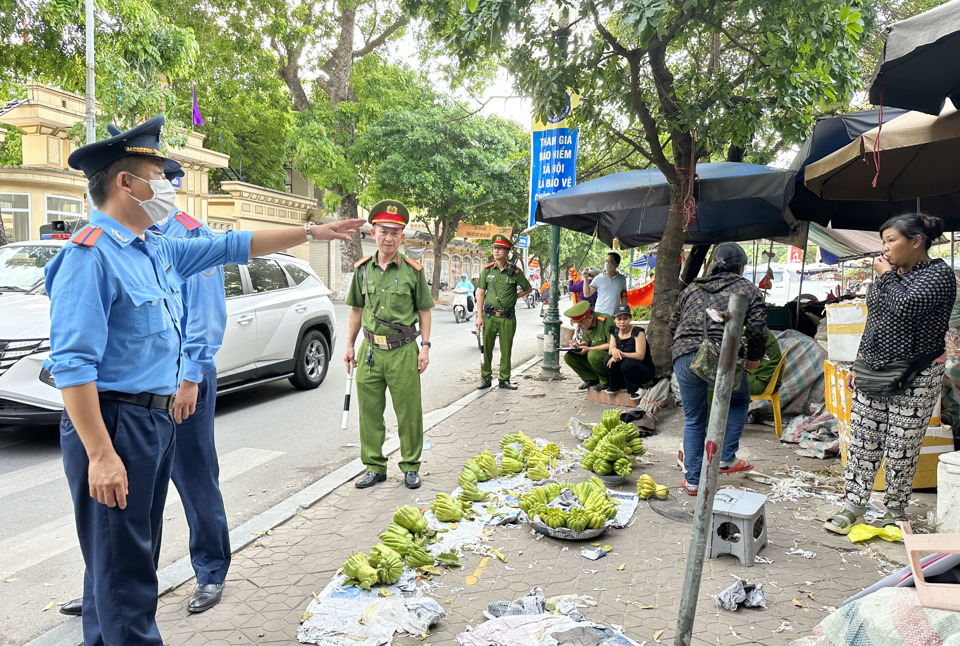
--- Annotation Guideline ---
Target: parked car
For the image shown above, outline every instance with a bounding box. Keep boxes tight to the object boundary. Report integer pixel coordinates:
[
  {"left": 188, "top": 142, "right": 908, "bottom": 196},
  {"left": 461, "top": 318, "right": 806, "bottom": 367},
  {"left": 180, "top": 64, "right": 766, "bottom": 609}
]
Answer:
[
  {"left": 743, "top": 263, "right": 837, "bottom": 306},
  {"left": 0, "top": 239, "right": 336, "bottom": 425}
]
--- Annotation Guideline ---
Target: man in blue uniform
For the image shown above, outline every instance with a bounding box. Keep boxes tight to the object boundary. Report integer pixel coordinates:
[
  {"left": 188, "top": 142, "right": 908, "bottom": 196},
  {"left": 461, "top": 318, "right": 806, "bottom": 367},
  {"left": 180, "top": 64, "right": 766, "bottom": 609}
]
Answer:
[{"left": 44, "top": 115, "right": 363, "bottom": 646}]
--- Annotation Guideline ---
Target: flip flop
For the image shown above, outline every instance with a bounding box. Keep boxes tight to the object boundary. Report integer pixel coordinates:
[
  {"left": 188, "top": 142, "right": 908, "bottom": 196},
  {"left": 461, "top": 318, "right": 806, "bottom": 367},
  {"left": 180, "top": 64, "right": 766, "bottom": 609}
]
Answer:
[
  {"left": 718, "top": 459, "right": 754, "bottom": 475},
  {"left": 881, "top": 509, "right": 907, "bottom": 528},
  {"left": 681, "top": 479, "right": 698, "bottom": 496},
  {"left": 823, "top": 509, "right": 863, "bottom": 535}
]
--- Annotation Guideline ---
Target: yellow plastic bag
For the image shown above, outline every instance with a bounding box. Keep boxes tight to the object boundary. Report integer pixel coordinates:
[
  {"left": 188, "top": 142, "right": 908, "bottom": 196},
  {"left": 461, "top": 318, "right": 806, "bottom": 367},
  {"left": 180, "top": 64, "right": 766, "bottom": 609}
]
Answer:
[{"left": 847, "top": 523, "right": 903, "bottom": 543}]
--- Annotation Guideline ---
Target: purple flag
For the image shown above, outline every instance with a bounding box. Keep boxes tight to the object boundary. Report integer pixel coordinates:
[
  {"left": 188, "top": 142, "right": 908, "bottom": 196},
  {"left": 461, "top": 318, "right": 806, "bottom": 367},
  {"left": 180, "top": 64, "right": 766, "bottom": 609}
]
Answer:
[{"left": 192, "top": 83, "right": 204, "bottom": 126}]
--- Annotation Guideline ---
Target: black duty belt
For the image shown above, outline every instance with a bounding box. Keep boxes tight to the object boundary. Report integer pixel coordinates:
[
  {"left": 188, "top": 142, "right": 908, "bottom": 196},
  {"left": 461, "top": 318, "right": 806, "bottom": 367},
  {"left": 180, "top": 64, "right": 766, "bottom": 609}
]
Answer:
[
  {"left": 362, "top": 328, "right": 417, "bottom": 350},
  {"left": 484, "top": 305, "right": 515, "bottom": 319},
  {"left": 99, "top": 390, "right": 176, "bottom": 412}
]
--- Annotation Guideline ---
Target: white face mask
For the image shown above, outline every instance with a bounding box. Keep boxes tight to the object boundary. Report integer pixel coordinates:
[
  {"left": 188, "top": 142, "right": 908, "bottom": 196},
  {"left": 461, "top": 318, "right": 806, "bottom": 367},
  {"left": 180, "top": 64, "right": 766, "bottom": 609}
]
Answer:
[
  {"left": 126, "top": 174, "right": 178, "bottom": 224},
  {"left": 605, "top": 262, "right": 616, "bottom": 272}
]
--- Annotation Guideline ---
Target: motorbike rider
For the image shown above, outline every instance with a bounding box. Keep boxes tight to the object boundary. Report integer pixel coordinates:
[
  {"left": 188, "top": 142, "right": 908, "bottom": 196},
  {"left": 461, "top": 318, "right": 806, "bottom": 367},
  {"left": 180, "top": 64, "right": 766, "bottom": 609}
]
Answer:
[{"left": 455, "top": 272, "right": 475, "bottom": 312}]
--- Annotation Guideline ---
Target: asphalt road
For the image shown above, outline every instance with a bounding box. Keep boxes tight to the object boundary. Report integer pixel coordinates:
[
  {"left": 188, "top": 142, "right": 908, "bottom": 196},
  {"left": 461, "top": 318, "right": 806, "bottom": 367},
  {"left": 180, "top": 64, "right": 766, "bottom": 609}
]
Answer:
[{"left": 0, "top": 298, "right": 555, "bottom": 646}]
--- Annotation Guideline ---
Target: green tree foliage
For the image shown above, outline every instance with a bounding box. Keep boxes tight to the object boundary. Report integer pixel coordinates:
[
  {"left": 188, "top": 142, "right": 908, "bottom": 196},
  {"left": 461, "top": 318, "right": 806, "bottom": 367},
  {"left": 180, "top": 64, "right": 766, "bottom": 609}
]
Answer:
[
  {"left": 359, "top": 88, "right": 529, "bottom": 296},
  {"left": 408, "top": 0, "right": 870, "bottom": 372}
]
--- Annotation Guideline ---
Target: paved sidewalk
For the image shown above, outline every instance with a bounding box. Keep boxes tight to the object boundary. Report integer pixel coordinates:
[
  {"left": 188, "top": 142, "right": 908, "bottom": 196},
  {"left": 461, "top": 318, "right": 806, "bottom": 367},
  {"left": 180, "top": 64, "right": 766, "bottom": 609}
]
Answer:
[{"left": 154, "top": 361, "right": 934, "bottom": 645}]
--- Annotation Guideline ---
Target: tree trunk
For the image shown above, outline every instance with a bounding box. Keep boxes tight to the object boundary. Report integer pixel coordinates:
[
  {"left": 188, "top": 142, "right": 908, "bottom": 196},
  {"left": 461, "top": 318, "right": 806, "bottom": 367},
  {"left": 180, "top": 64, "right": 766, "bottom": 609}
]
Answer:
[
  {"left": 680, "top": 244, "right": 710, "bottom": 285},
  {"left": 429, "top": 218, "right": 457, "bottom": 298},
  {"left": 337, "top": 193, "right": 363, "bottom": 274}
]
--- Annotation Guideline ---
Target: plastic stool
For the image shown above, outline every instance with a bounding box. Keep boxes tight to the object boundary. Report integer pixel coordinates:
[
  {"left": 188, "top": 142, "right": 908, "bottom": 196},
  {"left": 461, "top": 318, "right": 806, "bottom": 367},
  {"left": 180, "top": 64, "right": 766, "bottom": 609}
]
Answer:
[{"left": 709, "top": 489, "right": 768, "bottom": 567}]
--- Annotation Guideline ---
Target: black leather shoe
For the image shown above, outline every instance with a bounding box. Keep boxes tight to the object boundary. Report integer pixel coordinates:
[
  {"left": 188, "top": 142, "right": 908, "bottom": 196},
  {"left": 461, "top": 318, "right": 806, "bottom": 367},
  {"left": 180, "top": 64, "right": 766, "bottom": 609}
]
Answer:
[
  {"left": 477, "top": 378, "right": 493, "bottom": 390},
  {"left": 355, "top": 472, "right": 387, "bottom": 489},
  {"left": 60, "top": 598, "right": 82, "bottom": 616},
  {"left": 498, "top": 380, "right": 518, "bottom": 390},
  {"left": 578, "top": 380, "right": 599, "bottom": 390},
  {"left": 404, "top": 471, "right": 421, "bottom": 489},
  {"left": 187, "top": 583, "right": 224, "bottom": 614}
]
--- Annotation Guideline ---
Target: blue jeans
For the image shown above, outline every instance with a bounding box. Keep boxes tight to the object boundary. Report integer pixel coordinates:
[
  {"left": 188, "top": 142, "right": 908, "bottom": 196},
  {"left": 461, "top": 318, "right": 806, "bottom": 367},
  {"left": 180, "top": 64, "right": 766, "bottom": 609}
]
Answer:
[{"left": 674, "top": 352, "right": 751, "bottom": 487}]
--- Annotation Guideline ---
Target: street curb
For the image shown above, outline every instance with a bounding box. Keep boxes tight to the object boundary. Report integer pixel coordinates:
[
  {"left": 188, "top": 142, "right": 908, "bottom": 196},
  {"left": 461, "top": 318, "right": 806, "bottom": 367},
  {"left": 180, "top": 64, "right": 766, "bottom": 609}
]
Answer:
[{"left": 25, "top": 354, "right": 543, "bottom": 646}]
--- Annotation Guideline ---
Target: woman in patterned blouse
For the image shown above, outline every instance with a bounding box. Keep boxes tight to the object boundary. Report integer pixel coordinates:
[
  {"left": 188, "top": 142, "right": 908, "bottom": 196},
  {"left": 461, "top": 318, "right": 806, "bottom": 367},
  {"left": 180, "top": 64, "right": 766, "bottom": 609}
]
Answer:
[{"left": 825, "top": 213, "right": 956, "bottom": 535}]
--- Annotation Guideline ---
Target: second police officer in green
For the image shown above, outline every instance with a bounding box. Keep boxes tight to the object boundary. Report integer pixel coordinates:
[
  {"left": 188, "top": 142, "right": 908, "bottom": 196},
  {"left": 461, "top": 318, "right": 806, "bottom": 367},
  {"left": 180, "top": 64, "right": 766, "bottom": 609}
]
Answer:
[
  {"left": 475, "top": 234, "right": 532, "bottom": 390},
  {"left": 344, "top": 201, "right": 434, "bottom": 490}
]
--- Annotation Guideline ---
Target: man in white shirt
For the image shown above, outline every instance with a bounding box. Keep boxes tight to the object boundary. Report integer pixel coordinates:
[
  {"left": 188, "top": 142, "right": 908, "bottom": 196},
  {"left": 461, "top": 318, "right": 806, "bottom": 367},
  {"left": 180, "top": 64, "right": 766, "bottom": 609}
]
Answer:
[{"left": 583, "top": 252, "right": 627, "bottom": 315}]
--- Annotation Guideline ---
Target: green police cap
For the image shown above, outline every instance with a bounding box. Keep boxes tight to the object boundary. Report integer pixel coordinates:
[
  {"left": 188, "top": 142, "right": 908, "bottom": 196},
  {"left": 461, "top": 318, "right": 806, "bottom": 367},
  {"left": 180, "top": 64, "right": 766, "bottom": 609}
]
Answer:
[
  {"left": 368, "top": 200, "right": 410, "bottom": 228},
  {"left": 564, "top": 300, "right": 593, "bottom": 322},
  {"left": 491, "top": 234, "right": 512, "bottom": 249}
]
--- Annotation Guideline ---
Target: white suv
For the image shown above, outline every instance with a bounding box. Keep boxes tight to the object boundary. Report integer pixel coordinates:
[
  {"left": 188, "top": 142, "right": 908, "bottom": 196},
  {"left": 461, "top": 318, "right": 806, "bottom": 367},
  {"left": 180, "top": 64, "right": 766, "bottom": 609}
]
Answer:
[{"left": 0, "top": 239, "right": 336, "bottom": 425}]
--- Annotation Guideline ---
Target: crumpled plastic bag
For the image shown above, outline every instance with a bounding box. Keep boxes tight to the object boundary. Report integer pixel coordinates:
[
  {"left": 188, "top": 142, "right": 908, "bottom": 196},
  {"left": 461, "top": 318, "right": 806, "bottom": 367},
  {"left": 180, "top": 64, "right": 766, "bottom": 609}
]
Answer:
[
  {"left": 714, "top": 579, "right": 767, "bottom": 611},
  {"left": 847, "top": 523, "right": 903, "bottom": 544},
  {"left": 485, "top": 587, "right": 546, "bottom": 619}
]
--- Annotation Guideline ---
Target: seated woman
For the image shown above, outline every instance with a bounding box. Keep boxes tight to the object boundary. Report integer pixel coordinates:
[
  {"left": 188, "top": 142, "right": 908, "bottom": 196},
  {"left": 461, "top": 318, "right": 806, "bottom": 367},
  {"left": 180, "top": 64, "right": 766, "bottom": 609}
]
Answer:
[
  {"left": 746, "top": 330, "right": 783, "bottom": 395},
  {"left": 604, "top": 305, "right": 656, "bottom": 397}
]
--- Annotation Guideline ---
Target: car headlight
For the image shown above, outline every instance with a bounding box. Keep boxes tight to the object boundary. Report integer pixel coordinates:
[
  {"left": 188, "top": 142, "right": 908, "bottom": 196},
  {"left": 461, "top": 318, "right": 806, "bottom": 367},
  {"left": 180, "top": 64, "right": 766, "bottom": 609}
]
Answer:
[{"left": 39, "top": 367, "right": 57, "bottom": 388}]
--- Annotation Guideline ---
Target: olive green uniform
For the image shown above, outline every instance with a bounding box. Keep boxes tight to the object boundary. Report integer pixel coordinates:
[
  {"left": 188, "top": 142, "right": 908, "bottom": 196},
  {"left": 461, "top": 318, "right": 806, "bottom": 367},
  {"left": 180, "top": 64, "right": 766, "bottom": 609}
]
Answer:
[
  {"left": 478, "top": 262, "right": 532, "bottom": 382},
  {"left": 347, "top": 252, "right": 434, "bottom": 475},
  {"left": 564, "top": 313, "right": 613, "bottom": 386}
]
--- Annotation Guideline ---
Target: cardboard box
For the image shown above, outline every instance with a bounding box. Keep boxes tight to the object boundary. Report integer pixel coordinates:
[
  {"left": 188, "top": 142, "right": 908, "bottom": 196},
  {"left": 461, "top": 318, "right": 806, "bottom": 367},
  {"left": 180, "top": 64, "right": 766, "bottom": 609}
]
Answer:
[
  {"left": 839, "top": 422, "right": 952, "bottom": 491},
  {"left": 825, "top": 302, "right": 868, "bottom": 363}
]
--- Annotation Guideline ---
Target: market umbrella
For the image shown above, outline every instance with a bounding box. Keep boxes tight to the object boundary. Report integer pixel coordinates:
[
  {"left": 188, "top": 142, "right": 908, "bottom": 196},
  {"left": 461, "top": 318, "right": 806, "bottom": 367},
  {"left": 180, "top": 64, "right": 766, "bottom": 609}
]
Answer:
[
  {"left": 867, "top": 0, "right": 960, "bottom": 115},
  {"left": 535, "top": 162, "right": 800, "bottom": 248},
  {"left": 788, "top": 108, "right": 911, "bottom": 226}
]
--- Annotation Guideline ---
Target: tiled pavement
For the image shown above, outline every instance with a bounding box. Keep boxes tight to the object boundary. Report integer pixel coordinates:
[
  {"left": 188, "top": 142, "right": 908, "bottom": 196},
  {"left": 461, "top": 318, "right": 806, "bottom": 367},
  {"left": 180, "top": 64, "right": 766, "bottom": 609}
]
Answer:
[{"left": 155, "top": 360, "right": 936, "bottom": 645}]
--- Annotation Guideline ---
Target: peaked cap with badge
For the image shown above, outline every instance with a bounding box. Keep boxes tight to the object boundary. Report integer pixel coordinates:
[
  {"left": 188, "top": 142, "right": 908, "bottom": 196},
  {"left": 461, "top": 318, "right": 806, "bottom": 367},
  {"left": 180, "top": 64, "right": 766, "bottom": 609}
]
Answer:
[
  {"left": 368, "top": 200, "right": 409, "bottom": 228},
  {"left": 491, "top": 234, "right": 512, "bottom": 249},
  {"left": 67, "top": 115, "right": 184, "bottom": 180},
  {"left": 564, "top": 300, "right": 594, "bottom": 322}
]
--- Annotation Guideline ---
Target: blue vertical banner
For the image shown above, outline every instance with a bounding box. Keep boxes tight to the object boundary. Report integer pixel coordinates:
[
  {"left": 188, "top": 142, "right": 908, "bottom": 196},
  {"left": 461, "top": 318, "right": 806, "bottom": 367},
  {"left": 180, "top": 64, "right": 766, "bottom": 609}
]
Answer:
[{"left": 529, "top": 92, "right": 580, "bottom": 228}]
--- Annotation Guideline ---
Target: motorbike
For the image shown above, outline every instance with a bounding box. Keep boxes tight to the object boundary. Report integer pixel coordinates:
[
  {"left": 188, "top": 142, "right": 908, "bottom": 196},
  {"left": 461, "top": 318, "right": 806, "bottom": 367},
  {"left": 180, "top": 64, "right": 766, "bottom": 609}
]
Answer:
[
  {"left": 525, "top": 289, "right": 540, "bottom": 309},
  {"left": 452, "top": 286, "right": 475, "bottom": 323}
]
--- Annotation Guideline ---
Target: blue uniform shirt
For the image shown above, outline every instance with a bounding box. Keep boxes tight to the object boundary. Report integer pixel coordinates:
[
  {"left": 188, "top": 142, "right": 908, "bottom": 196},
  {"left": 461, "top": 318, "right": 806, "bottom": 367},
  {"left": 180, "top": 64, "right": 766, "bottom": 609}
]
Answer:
[
  {"left": 43, "top": 210, "right": 252, "bottom": 395},
  {"left": 151, "top": 213, "right": 227, "bottom": 384}
]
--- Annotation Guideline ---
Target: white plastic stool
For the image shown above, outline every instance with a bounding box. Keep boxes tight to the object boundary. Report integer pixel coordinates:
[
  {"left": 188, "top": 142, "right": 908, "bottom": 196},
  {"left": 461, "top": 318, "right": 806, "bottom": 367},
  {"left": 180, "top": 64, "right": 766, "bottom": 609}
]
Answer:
[{"left": 709, "top": 489, "right": 768, "bottom": 567}]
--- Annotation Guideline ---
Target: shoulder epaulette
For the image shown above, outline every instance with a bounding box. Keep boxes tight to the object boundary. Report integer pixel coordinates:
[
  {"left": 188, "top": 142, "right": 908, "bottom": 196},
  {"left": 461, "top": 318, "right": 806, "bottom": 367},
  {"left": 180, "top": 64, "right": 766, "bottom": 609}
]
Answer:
[
  {"left": 511, "top": 266, "right": 521, "bottom": 275},
  {"left": 484, "top": 262, "right": 495, "bottom": 269},
  {"left": 354, "top": 256, "right": 372, "bottom": 269},
  {"left": 596, "top": 315, "right": 607, "bottom": 322},
  {"left": 72, "top": 225, "right": 103, "bottom": 247},
  {"left": 173, "top": 211, "right": 203, "bottom": 231},
  {"left": 404, "top": 256, "right": 423, "bottom": 271}
]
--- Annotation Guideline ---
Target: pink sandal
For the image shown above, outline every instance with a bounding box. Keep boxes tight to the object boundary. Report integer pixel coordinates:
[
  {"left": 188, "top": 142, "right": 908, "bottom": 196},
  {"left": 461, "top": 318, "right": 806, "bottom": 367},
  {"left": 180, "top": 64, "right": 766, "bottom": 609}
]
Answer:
[
  {"left": 718, "top": 459, "right": 753, "bottom": 475},
  {"left": 681, "top": 479, "right": 698, "bottom": 496}
]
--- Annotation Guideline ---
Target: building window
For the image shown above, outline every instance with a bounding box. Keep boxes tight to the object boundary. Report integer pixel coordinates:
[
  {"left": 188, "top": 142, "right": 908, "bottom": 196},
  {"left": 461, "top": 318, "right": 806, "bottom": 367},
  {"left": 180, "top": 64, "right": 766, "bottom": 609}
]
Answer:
[
  {"left": 45, "top": 195, "right": 83, "bottom": 225},
  {"left": 0, "top": 193, "right": 30, "bottom": 242}
]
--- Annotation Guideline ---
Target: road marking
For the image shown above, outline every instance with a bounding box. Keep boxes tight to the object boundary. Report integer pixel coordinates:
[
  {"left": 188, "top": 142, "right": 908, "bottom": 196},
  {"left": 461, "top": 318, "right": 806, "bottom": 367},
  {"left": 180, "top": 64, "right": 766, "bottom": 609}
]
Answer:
[
  {"left": 465, "top": 556, "right": 489, "bottom": 586},
  {"left": 0, "top": 447, "right": 284, "bottom": 578},
  {"left": 0, "top": 458, "right": 64, "bottom": 498}
]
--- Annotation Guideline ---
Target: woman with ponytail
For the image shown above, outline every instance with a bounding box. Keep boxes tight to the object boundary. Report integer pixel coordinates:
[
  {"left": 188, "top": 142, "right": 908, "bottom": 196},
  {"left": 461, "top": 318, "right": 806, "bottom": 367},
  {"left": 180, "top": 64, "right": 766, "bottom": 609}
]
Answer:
[{"left": 825, "top": 213, "right": 956, "bottom": 535}]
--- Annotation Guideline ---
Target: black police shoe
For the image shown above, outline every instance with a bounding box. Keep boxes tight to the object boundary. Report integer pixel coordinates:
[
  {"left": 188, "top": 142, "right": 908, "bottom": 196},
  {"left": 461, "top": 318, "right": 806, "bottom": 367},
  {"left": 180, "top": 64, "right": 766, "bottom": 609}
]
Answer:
[
  {"left": 499, "top": 381, "right": 518, "bottom": 390},
  {"left": 60, "top": 598, "right": 82, "bottom": 616},
  {"left": 578, "top": 380, "right": 599, "bottom": 390},
  {"left": 477, "top": 378, "right": 493, "bottom": 390},
  {"left": 404, "top": 471, "right": 422, "bottom": 489},
  {"left": 355, "top": 472, "right": 387, "bottom": 489},
  {"left": 187, "top": 583, "right": 224, "bottom": 613}
]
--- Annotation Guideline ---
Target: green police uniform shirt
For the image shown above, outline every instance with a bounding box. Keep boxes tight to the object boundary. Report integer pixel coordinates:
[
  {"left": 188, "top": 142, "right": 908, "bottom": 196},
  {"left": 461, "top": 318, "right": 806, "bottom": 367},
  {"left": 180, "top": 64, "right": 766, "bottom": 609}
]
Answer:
[
  {"left": 477, "top": 263, "right": 532, "bottom": 310},
  {"left": 580, "top": 313, "right": 612, "bottom": 347},
  {"left": 347, "top": 252, "right": 434, "bottom": 335}
]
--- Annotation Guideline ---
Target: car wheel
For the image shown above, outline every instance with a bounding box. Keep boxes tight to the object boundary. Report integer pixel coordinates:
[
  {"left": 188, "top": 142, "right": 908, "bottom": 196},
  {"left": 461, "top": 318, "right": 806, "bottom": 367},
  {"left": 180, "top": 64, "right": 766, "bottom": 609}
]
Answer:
[{"left": 290, "top": 329, "right": 330, "bottom": 390}]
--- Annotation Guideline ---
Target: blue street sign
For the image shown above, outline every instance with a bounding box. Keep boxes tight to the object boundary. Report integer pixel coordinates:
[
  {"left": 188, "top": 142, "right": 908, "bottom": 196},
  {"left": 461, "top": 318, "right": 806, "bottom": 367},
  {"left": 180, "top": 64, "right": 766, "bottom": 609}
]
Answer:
[
  {"left": 516, "top": 235, "right": 530, "bottom": 249},
  {"left": 170, "top": 176, "right": 181, "bottom": 188}
]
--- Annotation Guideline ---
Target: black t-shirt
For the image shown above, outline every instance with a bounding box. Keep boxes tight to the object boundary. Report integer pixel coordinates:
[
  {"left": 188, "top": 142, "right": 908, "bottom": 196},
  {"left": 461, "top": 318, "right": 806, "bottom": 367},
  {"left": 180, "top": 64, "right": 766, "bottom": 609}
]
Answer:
[{"left": 609, "top": 325, "right": 655, "bottom": 367}]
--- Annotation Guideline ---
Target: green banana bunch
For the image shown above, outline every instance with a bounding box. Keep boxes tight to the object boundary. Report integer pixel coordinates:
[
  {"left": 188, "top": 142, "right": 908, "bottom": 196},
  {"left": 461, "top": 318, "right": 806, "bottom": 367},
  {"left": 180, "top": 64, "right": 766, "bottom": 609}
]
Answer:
[
  {"left": 616, "top": 422, "right": 640, "bottom": 441},
  {"left": 628, "top": 438, "right": 645, "bottom": 456},
  {"left": 343, "top": 553, "right": 378, "bottom": 590},
  {"left": 404, "top": 544, "right": 434, "bottom": 568},
  {"left": 585, "top": 508, "right": 606, "bottom": 529},
  {"left": 369, "top": 544, "right": 403, "bottom": 585},
  {"left": 586, "top": 490, "right": 617, "bottom": 519},
  {"left": 572, "top": 481, "right": 595, "bottom": 504},
  {"left": 528, "top": 486, "right": 548, "bottom": 505},
  {"left": 580, "top": 452, "right": 596, "bottom": 471},
  {"left": 500, "top": 434, "right": 520, "bottom": 447},
  {"left": 588, "top": 475, "right": 607, "bottom": 491},
  {"left": 655, "top": 484, "right": 669, "bottom": 500},
  {"left": 476, "top": 452, "right": 500, "bottom": 479},
  {"left": 394, "top": 505, "right": 428, "bottom": 534},
  {"left": 458, "top": 468, "right": 478, "bottom": 488},
  {"left": 542, "top": 482, "right": 562, "bottom": 502},
  {"left": 637, "top": 474, "right": 656, "bottom": 499},
  {"left": 518, "top": 492, "right": 538, "bottom": 514},
  {"left": 582, "top": 435, "right": 599, "bottom": 451},
  {"left": 598, "top": 443, "right": 627, "bottom": 462},
  {"left": 431, "top": 493, "right": 463, "bottom": 522},
  {"left": 605, "top": 431, "right": 628, "bottom": 449},
  {"left": 501, "top": 456, "right": 524, "bottom": 473},
  {"left": 543, "top": 442, "right": 561, "bottom": 458},
  {"left": 521, "top": 439, "right": 539, "bottom": 457},
  {"left": 592, "top": 459, "right": 613, "bottom": 476},
  {"left": 544, "top": 508, "right": 566, "bottom": 529},
  {"left": 566, "top": 507, "right": 588, "bottom": 532},
  {"left": 459, "top": 481, "right": 489, "bottom": 502},
  {"left": 464, "top": 458, "right": 488, "bottom": 482},
  {"left": 614, "top": 457, "right": 632, "bottom": 477},
  {"left": 503, "top": 446, "right": 521, "bottom": 461},
  {"left": 530, "top": 502, "right": 548, "bottom": 520},
  {"left": 526, "top": 463, "right": 550, "bottom": 480},
  {"left": 591, "top": 423, "right": 609, "bottom": 439}
]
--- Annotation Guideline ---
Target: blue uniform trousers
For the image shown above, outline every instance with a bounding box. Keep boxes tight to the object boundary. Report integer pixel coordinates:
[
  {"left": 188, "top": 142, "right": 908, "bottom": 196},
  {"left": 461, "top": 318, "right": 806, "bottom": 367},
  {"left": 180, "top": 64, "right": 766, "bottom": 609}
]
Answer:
[
  {"left": 61, "top": 400, "right": 175, "bottom": 646},
  {"left": 171, "top": 369, "right": 230, "bottom": 584}
]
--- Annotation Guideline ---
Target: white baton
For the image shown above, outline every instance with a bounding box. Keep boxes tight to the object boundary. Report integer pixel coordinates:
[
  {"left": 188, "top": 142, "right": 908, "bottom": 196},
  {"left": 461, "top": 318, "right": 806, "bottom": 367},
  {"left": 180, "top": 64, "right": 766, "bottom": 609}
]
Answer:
[{"left": 341, "top": 366, "right": 354, "bottom": 430}]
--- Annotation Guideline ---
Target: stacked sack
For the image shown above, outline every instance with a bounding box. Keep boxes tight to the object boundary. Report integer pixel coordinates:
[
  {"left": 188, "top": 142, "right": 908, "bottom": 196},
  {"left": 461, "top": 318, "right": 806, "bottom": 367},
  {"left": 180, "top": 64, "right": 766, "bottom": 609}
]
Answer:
[{"left": 580, "top": 409, "right": 645, "bottom": 477}]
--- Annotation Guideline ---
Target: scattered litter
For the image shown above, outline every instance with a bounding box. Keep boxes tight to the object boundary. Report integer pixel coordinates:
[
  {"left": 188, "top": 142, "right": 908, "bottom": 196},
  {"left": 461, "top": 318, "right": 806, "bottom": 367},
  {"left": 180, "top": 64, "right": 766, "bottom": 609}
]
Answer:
[
  {"left": 484, "top": 587, "right": 545, "bottom": 619},
  {"left": 458, "top": 613, "right": 644, "bottom": 646},
  {"left": 653, "top": 628, "right": 665, "bottom": 642},
  {"left": 451, "top": 587, "right": 465, "bottom": 593},
  {"left": 755, "top": 556, "right": 774, "bottom": 564},
  {"left": 792, "top": 598, "right": 804, "bottom": 607},
  {"left": 780, "top": 413, "right": 839, "bottom": 458},
  {"left": 581, "top": 547, "right": 609, "bottom": 560},
  {"left": 714, "top": 579, "right": 767, "bottom": 611},
  {"left": 847, "top": 524, "right": 903, "bottom": 543},
  {"left": 773, "top": 621, "right": 793, "bottom": 633},
  {"left": 41, "top": 602, "right": 54, "bottom": 612},
  {"left": 786, "top": 541, "right": 817, "bottom": 559}
]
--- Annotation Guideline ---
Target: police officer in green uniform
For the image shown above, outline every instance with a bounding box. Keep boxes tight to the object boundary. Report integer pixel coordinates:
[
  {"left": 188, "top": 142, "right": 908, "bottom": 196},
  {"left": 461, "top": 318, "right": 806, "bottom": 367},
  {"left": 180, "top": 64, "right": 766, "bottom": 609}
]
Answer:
[
  {"left": 563, "top": 301, "right": 613, "bottom": 390},
  {"left": 344, "top": 200, "right": 434, "bottom": 490},
  {"left": 476, "top": 234, "right": 532, "bottom": 390}
]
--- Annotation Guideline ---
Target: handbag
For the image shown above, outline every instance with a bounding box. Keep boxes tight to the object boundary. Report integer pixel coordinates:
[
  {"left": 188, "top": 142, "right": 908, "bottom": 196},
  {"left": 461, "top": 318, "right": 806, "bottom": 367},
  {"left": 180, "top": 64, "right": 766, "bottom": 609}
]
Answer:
[
  {"left": 689, "top": 315, "right": 743, "bottom": 386},
  {"left": 852, "top": 350, "right": 942, "bottom": 396}
]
